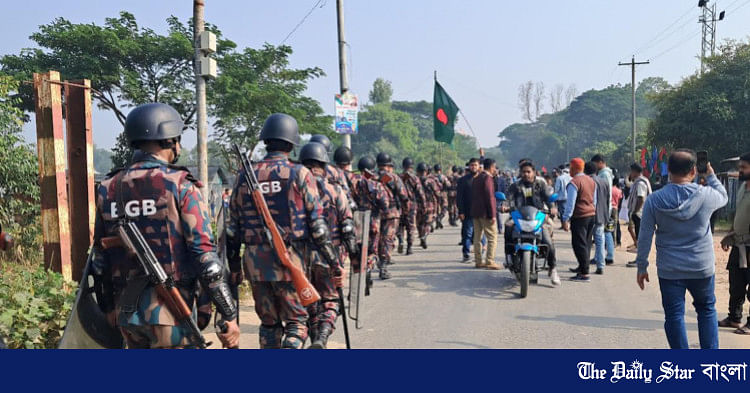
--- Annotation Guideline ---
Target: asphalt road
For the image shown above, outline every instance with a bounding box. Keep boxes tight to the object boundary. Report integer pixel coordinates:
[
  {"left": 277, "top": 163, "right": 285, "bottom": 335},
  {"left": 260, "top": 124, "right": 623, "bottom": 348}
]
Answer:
[{"left": 328, "top": 222, "right": 747, "bottom": 349}]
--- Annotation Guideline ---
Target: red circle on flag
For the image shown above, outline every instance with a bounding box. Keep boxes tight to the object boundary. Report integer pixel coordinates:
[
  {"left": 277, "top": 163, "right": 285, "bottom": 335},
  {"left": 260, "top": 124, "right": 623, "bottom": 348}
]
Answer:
[{"left": 436, "top": 108, "right": 448, "bottom": 125}]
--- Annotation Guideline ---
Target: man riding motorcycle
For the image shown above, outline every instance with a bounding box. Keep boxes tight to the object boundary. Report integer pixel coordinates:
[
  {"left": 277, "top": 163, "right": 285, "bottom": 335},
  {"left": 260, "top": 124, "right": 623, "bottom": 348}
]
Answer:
[{"left": 501, "top": 161, "right": 560, "bottom": 285}]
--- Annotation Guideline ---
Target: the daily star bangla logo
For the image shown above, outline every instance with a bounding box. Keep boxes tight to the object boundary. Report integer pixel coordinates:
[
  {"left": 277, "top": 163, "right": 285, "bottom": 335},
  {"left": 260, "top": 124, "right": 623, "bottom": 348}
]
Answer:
[{"left": 436, "top": 108, "right": 448, "bottom": 125}]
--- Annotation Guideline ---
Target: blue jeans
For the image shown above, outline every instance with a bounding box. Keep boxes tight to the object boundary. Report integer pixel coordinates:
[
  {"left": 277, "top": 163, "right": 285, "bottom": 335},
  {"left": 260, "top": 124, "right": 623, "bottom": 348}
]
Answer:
[
  {"left": 593, "top": 224, "right": 605, "bottom": 269},
  {"left": 556, "top": 200, "right": 566, "bottom": 221},
  {"left": 658, "top": 276, "right": 719, "bottom": 349},
  {"left": 605, "top": 231, "right": 615, "bottom": 261},
  {"left": 461, "top": 218, "right": 485, "bottom": 257}
]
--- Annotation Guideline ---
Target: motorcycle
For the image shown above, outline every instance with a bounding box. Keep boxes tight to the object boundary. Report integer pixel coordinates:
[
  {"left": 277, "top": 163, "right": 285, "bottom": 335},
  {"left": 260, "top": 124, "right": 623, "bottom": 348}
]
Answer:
[{"left": 495, "top": 191, "right": 557, "bottom": 298}]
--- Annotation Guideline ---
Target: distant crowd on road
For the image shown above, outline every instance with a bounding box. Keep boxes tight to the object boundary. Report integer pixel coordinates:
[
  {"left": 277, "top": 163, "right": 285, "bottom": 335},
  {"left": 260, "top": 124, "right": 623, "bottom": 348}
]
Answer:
[{"left": 468, "top": 149, "right": 750, "bottom": 350}]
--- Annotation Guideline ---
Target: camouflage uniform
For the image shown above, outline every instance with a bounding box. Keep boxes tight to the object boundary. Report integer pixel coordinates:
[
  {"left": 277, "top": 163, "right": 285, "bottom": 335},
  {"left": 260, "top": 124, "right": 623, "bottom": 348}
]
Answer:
[
  {"left": 447, "top": 173, "right": 460, "bottom": 225},
  {"left": 93, "top": 151, "right": 216, "bottom": 349},
  {"left": 398, "top": 170, "right": 426, "bottom": 251},
  {"left": 419, "top": 174, "right": 440, "bottom": 239},
  {"left": 351, "top": 174, "right": 388, "bottom": 269},
  {"left": 433, "top": 173, "right": 451, "bottom": 226},
  {"left": 228, "top": 151, "right": 323, "bottom": 349},
  {"left": 326, "top": 164, "right": 353, "bottom": 201},
  {"left": 307, "top": 167, "right": 353, "bottom": 338},
  {"left": 378, "top": 172, "right": 409, "bottom": 266}
]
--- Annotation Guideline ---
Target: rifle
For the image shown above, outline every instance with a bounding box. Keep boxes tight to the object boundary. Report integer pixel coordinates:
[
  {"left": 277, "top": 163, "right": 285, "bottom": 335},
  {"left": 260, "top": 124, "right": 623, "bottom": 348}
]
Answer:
[
  {"left": 100, "top": 221, "right": 208, "bottom": 349},
  {"left": 232, "top": 143, "right": 320, "bottom": 307},
  {"left": 379, "top": 171, "right": 401, "bottom": 210}
]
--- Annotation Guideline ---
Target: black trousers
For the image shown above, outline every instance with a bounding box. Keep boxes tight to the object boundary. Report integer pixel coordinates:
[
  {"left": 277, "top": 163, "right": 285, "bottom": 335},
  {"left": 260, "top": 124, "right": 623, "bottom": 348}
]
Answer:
[
  {"left": 631, "top": 215, "right": 642, "bottom": 239},
  {"left": 727, "top": 246, "right": 750, "bottom": 323},
  {"left": 570, "top": 216, "right": 595, "bottom": 275}
]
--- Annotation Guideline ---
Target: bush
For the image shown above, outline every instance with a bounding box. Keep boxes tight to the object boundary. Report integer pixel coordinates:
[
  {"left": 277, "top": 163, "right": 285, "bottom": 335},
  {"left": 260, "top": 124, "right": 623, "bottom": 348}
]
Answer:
[
  {"left": 0, "top": 262, "right": 77, "bottom": 349},
  {"left": 0, "top": 75, "right": 43, "bottom": 261}
]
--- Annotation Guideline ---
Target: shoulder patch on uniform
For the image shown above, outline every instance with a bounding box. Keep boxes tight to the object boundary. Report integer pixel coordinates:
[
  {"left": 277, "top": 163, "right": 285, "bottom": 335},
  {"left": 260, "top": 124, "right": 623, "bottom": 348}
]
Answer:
[
  {"left": 104, "top": 167, "right": 124, "bottom": 179},
  {"left": 166, "top": 164, "right": 203, "bottom": 187}
]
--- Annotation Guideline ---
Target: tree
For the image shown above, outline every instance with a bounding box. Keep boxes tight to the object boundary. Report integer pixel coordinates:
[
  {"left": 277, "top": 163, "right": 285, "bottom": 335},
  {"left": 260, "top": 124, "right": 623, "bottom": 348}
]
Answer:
[
  {"left": 93, "top": 145, "right": 114, "bottom": 174},
  {"left": 517, "top": 81, "right": 533, "bottom": 122},
  {"left": 0, "top": 76, "right": 41, "bottom": 261},
  {"left": 565, "top": 84, "right": 578, "bottom": 106},
  {"left": 648, "top": 40, "right": 750, "bottom": 161},
  {"left": 0, "top": 12, "right": 235, "bottom": 167},
  {"left": 369, "top": 78, "right": 393, "bottom": 105},
  {"left": 533, "top": 81, "right": 545, "bottom": 120},
  {"left": 549, "top": 83, "right": 564, "bottom": 113},
  {"left": 209, "top": 44, "right": 332, "bottom": 169},
  {"left": 499, "top": 80, "right": 661, "bottom": 173}
]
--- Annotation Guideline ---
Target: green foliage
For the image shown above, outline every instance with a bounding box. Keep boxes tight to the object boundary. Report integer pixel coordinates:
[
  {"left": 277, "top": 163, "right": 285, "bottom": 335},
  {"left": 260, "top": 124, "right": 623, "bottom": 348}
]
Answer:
[
  {"left": 0, "top": 11, "right": 235, "bottom": 167},
  {"left": 93, "top": 144, "right": 114, "bottom": 174},
  {"left": 648, "top": 40, "right": 750, "bottom": 161},
  {"left": 498, "top": 78, "right": 668, "bottom": 173},
  {"left": 351, "top": 82, "right": 481, "bottom": 172},
  {"left": 0, "top": 76, "right": 42, "bottom": 261},
  {"left": 0, "top": 263, "right": 77, "bottom": 349},
  {"left": 369, "top": 78, "right": 393, "bottom": 104},
  {"left": 209, "top": 43, "right": 332, "bottom": 169}
]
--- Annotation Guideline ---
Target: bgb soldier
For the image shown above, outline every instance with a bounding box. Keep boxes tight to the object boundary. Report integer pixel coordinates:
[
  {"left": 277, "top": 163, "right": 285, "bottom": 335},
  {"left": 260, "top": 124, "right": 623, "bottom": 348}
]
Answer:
[
  {"left": 376, "top": 153, "right": 409, "bottom": 275},
  {"left": 93, "top": 103, "right": 239, "bottom": 349},
  {"left": 433, "top": 164, "right": 451, "bottom": 229},
  {"left": 398, "top": 157, "right": 425, "bottom": 255},
  {"left": 447, "top": 165, "right": 461, "bottom": 226},
  {"left": 417, "top": 163, "right": 440, "bottom": 249},
  {"left": 352, "top": 156, "right": 389, "bottom": 278},
  {"left": 299, "top": 142, "right": 354, "bottom": 349},
  {"left": 227, "top": 113, "right": 327, "bottom": 349}
]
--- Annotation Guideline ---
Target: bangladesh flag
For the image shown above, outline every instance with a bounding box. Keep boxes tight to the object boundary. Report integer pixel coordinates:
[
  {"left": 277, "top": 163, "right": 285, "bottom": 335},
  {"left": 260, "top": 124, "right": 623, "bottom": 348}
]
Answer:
[{"left": 433, "top": 81, "right": 459, "bottom": 144}]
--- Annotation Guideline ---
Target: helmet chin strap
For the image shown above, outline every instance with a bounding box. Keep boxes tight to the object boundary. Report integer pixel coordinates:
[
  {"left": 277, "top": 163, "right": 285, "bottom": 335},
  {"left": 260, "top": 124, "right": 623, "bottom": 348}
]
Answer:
[{"left": 170, "top": 145, "right": 180, "bottom": 164}]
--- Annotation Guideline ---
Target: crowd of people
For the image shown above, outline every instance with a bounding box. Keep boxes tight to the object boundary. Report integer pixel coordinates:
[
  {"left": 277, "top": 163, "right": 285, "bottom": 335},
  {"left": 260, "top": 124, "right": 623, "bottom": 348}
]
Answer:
[
  {"left": 459, "top": 149, "right": 748, "bottom": 350},
  {"left": 50, "top": 101, "right": 748, "bottom": 350}
]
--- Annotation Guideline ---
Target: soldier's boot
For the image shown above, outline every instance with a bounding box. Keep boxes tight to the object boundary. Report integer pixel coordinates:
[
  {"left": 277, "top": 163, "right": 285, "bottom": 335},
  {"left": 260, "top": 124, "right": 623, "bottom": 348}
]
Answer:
[
  {"left": 281, "top": 334, "right": 306, "bottom": 349},
  {"left": 397, "top": 236, "right": 404, "bottom": 254},
  {"left": 420, "top": 236, "right": 428, "bottom": 249},
  {"left": 259, "top": 324, "right": 284, "bottom": 349},
  {"left": 436, "top": 219, "right": 443, "bottom": 229},
  {"left": 378, "top": 261, "right": 391, "bottom": 280},
  {"left": 406, "top": 242, "right": 413, "bottom": 255},
  {"left": 365, "top": 270, "right": 373, "bottom": 295},
  {"left": 309, "top": 322, "right": 333, "bottom": 349}
]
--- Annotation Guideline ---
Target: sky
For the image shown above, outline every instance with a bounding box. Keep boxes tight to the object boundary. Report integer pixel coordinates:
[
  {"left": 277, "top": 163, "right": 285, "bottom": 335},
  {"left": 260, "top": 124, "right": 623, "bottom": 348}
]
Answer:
[{"left": 6, "top": 0, "right": 750, "bottom": 150}]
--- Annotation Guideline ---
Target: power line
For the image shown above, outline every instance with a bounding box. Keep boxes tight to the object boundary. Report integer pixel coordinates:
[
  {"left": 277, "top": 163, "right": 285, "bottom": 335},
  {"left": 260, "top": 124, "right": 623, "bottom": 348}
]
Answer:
[
  {"left": 633, "top": 4, "right": 696, "bottom": 55},
  {"left": 280, "top": 0, "right": 327, "bottom": 45},
  {"left": 728, "top": 0, "right": 750, "bottom": 13},
  {"left": 650, "top": 30, "right": 702, "bottom": 61}
]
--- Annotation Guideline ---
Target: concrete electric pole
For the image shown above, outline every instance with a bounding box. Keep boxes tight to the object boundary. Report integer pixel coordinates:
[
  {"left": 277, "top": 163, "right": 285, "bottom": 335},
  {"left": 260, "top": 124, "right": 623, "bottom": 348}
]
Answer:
[
  {"left": 336, "top": 0, "right": 350, "bottom": 149},
  {"left": 618, "top": 56, "right": 649, "bottom": 163},
  {"left": 194, "top": 0, "right": 208, "bottom": 194}
]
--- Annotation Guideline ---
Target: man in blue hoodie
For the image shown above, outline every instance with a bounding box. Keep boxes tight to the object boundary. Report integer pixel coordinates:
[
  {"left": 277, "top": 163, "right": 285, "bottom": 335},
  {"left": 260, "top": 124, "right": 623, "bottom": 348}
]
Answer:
[{"left": 636, "top": 149, "right": 728, "bottom": 349}]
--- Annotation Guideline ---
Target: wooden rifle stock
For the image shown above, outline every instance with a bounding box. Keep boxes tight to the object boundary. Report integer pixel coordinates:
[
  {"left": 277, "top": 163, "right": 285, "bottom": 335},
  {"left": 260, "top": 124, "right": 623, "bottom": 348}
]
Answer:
[
  {"left": 233, "top": 144, "right": 320, "bottom": 307},
  {"left": 249, "top": 188, "right": 320, "bottom": 306},
  {"left": 99, "top": 226, "right": 207, "bottom": 349}
]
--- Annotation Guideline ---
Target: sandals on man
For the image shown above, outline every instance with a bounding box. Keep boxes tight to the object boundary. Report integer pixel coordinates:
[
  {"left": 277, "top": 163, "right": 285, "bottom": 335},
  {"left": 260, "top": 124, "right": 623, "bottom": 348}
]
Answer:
[
  {"left": 734, "top": 325, "right": 750, "bottom": 335},
  {"left": 719, "top": 317, "right": 741, "bottom": 329}
]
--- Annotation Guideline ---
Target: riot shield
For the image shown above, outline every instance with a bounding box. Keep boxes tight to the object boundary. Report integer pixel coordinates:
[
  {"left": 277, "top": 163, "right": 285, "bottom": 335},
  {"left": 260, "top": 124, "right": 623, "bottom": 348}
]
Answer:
[
  {"left": 58, "top": 250, "right": 124, "bottom": 349},
  {"left": 348, "top": 209, "right": 370, "bottom": 329}
]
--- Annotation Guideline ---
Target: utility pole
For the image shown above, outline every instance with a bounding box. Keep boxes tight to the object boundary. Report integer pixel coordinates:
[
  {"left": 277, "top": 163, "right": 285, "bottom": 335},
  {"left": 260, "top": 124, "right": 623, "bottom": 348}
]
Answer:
[
  {"left": 618, "top": 56, "right": 649, "bottom": 163},
  {"left": 699, "top": 0, "right": 725, "bottom": 74},
  {"left": 194, "top": 0, "right": 208, "bottom": 194},
  {"left": 336, "top": 0, "right": 350, "bottom": 149}
]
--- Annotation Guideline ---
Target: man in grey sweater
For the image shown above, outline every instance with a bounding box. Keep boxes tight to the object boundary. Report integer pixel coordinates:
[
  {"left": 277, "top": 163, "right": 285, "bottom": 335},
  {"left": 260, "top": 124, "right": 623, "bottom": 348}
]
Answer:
[{"left": 636, "top": 149, "right": 728, "bottom": 349}]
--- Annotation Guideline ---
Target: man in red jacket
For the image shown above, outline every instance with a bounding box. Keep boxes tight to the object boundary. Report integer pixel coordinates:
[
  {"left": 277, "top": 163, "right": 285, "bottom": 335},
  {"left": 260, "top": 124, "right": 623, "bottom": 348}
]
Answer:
[{"left": 471, "top": 158, "right": 500, "bottom": 270}]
